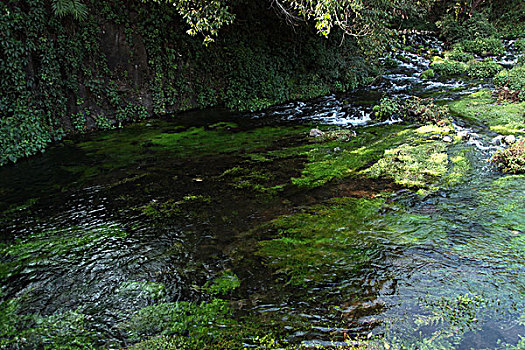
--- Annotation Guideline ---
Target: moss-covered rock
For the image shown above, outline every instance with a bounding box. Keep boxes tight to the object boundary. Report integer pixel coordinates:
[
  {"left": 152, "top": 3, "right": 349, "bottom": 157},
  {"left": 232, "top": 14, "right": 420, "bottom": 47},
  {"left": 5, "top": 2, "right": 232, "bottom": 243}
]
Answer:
[{"left": 448, "top": 89, "right": 525, "bottom": 135}]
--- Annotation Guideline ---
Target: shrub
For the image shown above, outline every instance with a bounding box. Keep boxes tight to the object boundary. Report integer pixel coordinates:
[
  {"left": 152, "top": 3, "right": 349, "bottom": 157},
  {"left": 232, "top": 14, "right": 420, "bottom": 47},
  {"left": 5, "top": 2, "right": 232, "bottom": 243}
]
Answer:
[
  {"left": 372, "top": 97, "right": 402, "bottom": 120},
  {"left": 466, "top": 59, "right": 503, "bottom": 78},
  {"left": 421, "top": 69, "right": 435, "bottom": 79},
  {"left": 437, "top": 12, "right": 497, "bottom": 43},
  {"left": 516, "top": 38, "right": 525, "bottom": 53},
  {"left": 494, "top": 66, "right": 525, "bottom": 97},
  {"left": 446, "top": 49, "right": 475, "bottom": 63},
  {"left": 373, "top": 97, "right": 449, "bottom": 124},
  {"left": 431, "top": 58, "right": 468, "bottom": 76},
  {"left": 459, "top": 37, "right": 504, "bottom": 56},
  {"left": 491, "top": 138, "right": 525, "bottom": 173}
]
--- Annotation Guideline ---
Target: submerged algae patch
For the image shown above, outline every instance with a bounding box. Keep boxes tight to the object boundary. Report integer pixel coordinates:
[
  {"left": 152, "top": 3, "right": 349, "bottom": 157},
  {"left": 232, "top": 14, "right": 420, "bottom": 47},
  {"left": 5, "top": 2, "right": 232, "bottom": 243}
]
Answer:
[
  {"left": 0, "top": 224, "right": 127, "bottom": 279},
  {"left": 149, "top": 125, "right": 308, "bottom": 157},
  {"left": 256, "top": 197, "right": 385, "bottom": 286},
  {"left": 449, "top": 89, "right": 525, "bottom": 135},
  {"left": 0, "top": 298, "right": 97, "bottom": 350},
  {"left": 124, "top": 272, "right": 253, "bottom": 350},
  {"left": 365, "top": 141, "right": 449, "bottom": 191},
  {"left": 289, "top": 123, "right": 461, "bottom": 192}
]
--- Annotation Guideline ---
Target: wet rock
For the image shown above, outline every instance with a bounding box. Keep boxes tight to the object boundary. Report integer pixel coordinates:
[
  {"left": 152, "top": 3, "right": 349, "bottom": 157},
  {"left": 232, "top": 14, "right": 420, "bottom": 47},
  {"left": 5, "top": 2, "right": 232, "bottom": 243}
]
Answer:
[
  {"left": 504, "top": 135, "right": 516, "bottom": 144},
  {"left": 442, "top": 135, "right": 453, "bottom": 143},
  {"left": 309, "top": 128, "right": 325, "bottom": 137},
  {"left": 457, "top": 130, "right": 470, "bottom": 140},
  {"left": 491, "top": 135, "right": 505, "bottom": 145}
]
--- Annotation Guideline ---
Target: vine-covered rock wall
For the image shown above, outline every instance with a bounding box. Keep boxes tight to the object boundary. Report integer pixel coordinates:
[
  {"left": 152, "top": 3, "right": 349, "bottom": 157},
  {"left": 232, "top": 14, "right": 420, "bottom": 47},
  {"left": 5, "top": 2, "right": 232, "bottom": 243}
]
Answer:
[{"left": 0, "top": 0, "right": 377, "bottom": 166}]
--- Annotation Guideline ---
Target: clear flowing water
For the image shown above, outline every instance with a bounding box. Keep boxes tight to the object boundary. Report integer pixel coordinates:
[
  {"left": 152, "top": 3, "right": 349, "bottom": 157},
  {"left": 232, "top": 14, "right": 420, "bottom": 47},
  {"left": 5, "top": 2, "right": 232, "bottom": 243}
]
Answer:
[{"left": 1, "top": 36, "right": 524, "bottom": 349}]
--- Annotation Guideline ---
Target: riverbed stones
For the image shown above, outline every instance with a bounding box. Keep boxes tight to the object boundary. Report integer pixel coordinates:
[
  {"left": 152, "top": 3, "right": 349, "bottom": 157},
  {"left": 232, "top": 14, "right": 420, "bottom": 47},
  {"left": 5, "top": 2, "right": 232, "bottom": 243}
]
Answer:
[
  {"left": 457, "top": 130, "right": 470, "bottom": 140},
  {"left": 309, "top": 128, "right": 325, "bottom": 137},
  {"left": 504, "top": 135, "right": 517, "bottom": 144}
]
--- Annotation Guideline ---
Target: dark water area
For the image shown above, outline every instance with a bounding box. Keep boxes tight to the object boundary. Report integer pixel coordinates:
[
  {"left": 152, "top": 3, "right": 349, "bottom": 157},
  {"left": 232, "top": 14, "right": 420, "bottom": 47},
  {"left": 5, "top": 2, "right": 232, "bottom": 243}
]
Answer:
[{"left": 1, "top": 35, "right": 524, "bottom": 349}]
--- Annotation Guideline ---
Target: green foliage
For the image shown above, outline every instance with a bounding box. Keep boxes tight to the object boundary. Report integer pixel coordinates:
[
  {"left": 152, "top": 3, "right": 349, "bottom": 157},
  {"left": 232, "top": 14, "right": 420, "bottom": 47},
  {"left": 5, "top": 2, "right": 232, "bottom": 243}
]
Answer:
[
  {"left": 71, "top": 111, "right": 88, "bottom": 133},
  {"left": 372, "top": 97, "right": 402, "bottom": 119},
  {"left": 466, "top": 58, "right": 503, "bottom": 78},
  {"left": 516, "top": 38, "right": 525, "bottom": 52},
  {"left": 161, "top": 0, "right": 236, "bottom": 44},
  {"left": 116, "top": 103, "right": 149, "bottom": 123},
  {"left": 0, "top": 108, "right": 63, "bottom": 166},
  {"left": 373, "top": 97, "right": 450, "bottom": 124},
  {"left": 431, "top": 57, "right": 468, "bottom": 76},
  {"left": 458, "top": 37, "right": 504, "bottom": 56},
  {"left": 420, "top": 68, "right": 435, "bottom": 79},
  {"left": 437, "top": 12, "right": 497, "bottom": 43},
  {"left": 52, "top": 0, "right": 88, "bottom": 20},
  {"left": 494, "top": 66, "right": 525, "bottom": 97},
  {"left": 445, "top": 48, "right": 474, "bottom": 62},
  {"left": 491, "top": 138, "right": 525, "bottom": 173}
]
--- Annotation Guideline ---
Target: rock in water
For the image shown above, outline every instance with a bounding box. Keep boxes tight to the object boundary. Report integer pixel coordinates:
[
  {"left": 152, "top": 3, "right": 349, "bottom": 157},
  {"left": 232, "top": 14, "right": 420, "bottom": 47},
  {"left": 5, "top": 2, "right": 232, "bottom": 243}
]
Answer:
[
  {"left": 504, "top": 135, "right": 516, "bottom": 145},
  {"left": 309, "top": 128, "right": 325, "bottom": 137},
  {"left": 442, "top": 135, "right": 453, "bottom": 143}
]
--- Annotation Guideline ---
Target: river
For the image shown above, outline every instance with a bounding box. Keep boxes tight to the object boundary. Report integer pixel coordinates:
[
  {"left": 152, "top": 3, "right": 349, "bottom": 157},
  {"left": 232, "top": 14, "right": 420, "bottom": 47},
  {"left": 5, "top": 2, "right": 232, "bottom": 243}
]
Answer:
[{"left": 1, "top": 35, "right": 524, "bottom": 349}]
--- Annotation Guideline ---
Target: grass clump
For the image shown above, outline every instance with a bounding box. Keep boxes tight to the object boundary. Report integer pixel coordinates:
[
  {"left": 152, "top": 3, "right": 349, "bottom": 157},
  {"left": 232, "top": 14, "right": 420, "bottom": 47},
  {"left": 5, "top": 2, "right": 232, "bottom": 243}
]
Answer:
[
  {"left": 491, "top": 138, "right": 525, "bottom": 173},
  {"left": 449, "top": 89, "right": 525, "bottom": 135}
]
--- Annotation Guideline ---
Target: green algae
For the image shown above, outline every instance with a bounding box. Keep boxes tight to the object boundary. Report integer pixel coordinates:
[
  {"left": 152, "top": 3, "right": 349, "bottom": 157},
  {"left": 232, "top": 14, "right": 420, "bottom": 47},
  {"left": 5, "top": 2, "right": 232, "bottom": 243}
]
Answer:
[
  {"left": 0, "top": 198, "right": 39, "bottom": 223},
  {"left": 220, "top": 166, "right": 286, "bottom": 195},
  {"left": 118, "top": 281, "right": 167, "bottom": 300},
  {"left": 449, "top": 89, "right": 525, "bottom": 135},
  {"left": 256, "top": 197, "right": 385, "bottom": 286},
  {"left": 139, "top": 195, "right": 212, "bottom": 218},
  {"left": 203, "top": 270, "right": 241, "bottom": 296},
  {"left": 364, "top": 141, "right": 449, "bottom": 192},
  {"left": 447, "top": 151, "right": 471, "bottom": 186},
  {"left": 288, "top": 123, "right": 460, "bottom": 192},
  {"left": 0, "top": 224, "right": 127, "bottom": 279},
  {"left": 124, "top": 272, "right": 253, "bottom": 350},
  {"left": 149, "top": 125, "right": 304, "bottom": 157},
  {"left": 0, "top": 295, "right": 97, "bottom": 350}
]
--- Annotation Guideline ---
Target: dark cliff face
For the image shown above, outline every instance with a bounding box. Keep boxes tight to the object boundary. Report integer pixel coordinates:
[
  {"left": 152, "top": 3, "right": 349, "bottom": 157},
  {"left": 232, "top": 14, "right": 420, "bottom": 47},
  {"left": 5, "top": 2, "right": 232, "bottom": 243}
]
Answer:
[{"left": 0, "top": 0, "right": 375, "bottom": 165}]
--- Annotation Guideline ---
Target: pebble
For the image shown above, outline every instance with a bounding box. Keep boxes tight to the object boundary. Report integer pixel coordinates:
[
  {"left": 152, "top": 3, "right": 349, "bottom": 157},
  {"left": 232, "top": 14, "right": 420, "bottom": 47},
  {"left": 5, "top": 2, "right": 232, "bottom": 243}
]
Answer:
[{"left": 309, "top": 128, "right": 324, "bottom": 137}]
